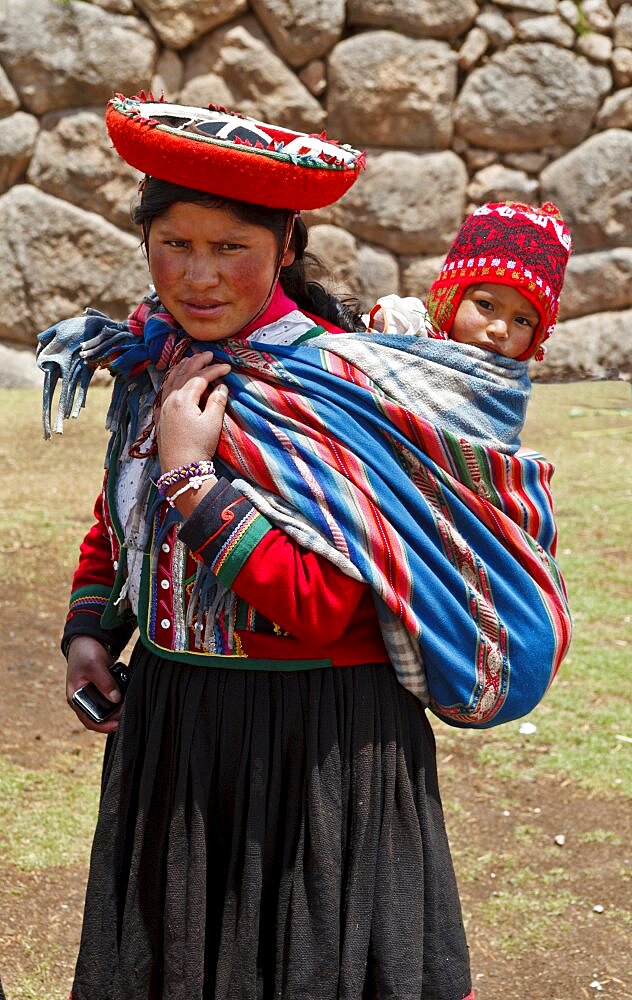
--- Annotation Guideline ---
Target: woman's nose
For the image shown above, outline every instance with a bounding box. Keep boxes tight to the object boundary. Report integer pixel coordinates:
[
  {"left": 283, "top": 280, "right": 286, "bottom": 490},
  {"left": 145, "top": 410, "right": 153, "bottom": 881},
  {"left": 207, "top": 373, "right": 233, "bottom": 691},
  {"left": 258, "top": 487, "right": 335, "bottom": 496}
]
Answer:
[{"left": 185, "top": 253, "right": 220, "bottom": 287}]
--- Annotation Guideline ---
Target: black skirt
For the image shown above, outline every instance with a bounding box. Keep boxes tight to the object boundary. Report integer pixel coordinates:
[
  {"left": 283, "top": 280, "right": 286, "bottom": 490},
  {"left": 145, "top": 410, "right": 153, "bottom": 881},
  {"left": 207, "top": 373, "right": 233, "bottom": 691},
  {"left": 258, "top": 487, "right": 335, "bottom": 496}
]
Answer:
[{"left": 72, "top": 643, "right": 471, "bottom": 1000}]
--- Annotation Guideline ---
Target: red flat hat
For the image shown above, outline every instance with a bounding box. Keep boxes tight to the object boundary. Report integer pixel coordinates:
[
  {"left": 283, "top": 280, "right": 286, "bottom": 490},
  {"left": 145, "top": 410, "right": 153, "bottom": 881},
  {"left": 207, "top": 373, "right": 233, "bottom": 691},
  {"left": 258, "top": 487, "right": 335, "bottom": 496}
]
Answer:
[{"left": 106, "top": 93, "right": 366, "bottom": 210}]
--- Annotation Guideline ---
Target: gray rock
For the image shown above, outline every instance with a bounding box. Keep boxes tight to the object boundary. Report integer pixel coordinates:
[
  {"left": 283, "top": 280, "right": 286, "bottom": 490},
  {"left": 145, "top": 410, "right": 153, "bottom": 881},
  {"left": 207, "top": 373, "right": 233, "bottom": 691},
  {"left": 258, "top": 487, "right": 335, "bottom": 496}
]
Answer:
[
  {"left": 559, "top": 248, "right": 632, "bottom": 319},
  {"left": 455, "top": 44, "right": 611, "bottom": 151},
  {"left": 494, "top": 0, "right": 556, "bottom": 11},
  {"left": 0, "top": 0, "right": 157, "bottom": 116},
  {"left": 327, "top": 33, "right": 457, "bottom": 149},
  {"left": 0, "top": 185, "right": 148, "bottom": 346},
  {"left": 250, "top": 0, "right": 345, "bottom": 66},
  {"left": 458, "top": 27, "right": 489, "bottom": 70},
  {"left": 558, "top": 0, "right": 579, "bottom": 27},
  {"left": 299, "top": 60, "right": 327, "bottom": 98},
  {"left": 596, "top": 86, "right": 632, "bottom": 127},
  {"left": 323, "top": 150, "right": 467, "bottom": 255},
  {"left": 133, "top": 0, "right": 247, "bottom": 49},
  {"left": 503, "top": 150, "right": 548, "bottom": 172},
  {"left": 400, "top": 255, "right": 446, "bottom": 298},
  {"left": 514, "top": 14, "right": 576, "bottom": 46},
  {"left": 347, "top": 0, "right": 478, "bottom": 39},
  {"left": 0, "top": 342, "right": 42, "bottom": 388},
  {"left": 476, "top": 6, "right": 516, "bottom": 45},
  {"left": 576, "top": 32, "right": 614, "bottom": 62},
  {"left": 612, "top": 45, "right": 632, "bottom": 86},
  {"left": 27, "top": 109, "right": 142, "bottom": 231},
  {"left": 540, "top": 129, "right": 632, "bottom": 251},
  {"left": 532, "top": 309, "right": 632, "bottom": 382},
  {"left": 615, "top": 4, "right": 632, "bottom": 47},
  {"left": 151, "top": 50, "right": 184, "bottom": 102},
  {"left": 356, "top": 243, "right": 400, "bottom": 310},
  {"left": 183, "top": 19, "right": 325, "bottom": 132},
  {"left": 582, "top": 0, "right": 615, "bottom": 33},
  {"left": 464, "top": 147, "right": 498, "bottom": 171},
  {"left": 179, "top": 74, "right": 234, "bottom": 111},
  {"left": 0, "top": 63, "right": 19, "bottom": 117},
  {"left": 89, "top": 0, "right": 135, "bottom": 12},
  {"left": 467, "top": 163, "right": 539, "bottom": 203},
  {"left": 306, "top": 224, "right": 359, "bottom": 296},
  {"left": 0, "top": 112, "right": 39, "bottom": 194}
]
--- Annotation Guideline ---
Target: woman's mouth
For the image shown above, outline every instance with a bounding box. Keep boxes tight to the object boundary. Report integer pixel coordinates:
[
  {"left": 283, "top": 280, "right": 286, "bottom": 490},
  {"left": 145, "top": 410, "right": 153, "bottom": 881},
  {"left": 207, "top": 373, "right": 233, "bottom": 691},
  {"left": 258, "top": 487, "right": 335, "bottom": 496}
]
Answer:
[{"left": 181, "top": 300, "right": 227, "bottom": 317}]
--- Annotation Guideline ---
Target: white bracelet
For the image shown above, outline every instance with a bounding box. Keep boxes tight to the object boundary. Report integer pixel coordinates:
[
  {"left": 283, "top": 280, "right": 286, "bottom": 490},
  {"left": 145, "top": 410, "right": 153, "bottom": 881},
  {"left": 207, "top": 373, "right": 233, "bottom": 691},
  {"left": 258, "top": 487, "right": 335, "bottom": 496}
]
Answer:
[{"left": 165, "top": 474, "right": 215, "bottom": 508}]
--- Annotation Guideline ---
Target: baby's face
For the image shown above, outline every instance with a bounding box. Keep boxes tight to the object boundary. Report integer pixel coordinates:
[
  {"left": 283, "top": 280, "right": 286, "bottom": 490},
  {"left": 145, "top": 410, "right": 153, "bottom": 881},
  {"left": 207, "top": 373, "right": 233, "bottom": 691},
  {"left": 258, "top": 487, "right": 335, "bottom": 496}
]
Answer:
[{"left": 451, "top": 283, "right": 539, "bottom": 359}]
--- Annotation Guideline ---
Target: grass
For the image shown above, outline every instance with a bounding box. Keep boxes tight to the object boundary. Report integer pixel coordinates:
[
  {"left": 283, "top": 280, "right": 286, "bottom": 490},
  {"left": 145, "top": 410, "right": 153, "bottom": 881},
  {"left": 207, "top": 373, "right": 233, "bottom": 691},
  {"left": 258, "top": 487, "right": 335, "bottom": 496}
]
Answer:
[
  {"left": 0, "top": 753, "right": 100, "bottom": 870},
  {"left": 0, "top": 380, "right": 631, "bottom": 993}
]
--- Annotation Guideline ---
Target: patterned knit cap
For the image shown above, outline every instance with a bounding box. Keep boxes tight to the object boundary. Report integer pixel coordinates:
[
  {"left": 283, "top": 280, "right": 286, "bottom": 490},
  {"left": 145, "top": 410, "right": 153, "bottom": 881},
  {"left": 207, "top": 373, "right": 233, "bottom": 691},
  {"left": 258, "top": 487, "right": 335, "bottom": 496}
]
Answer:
[{"left": 426, "top": 201, "right": 572, "bottom": 360}]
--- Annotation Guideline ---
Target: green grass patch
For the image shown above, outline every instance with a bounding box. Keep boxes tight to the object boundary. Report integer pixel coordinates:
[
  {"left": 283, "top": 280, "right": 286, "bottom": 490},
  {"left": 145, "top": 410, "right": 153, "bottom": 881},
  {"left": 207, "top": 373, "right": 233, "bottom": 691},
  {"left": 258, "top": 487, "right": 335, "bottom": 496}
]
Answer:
[{"left": 0, "top": 752, "right": 101, "bottom": 870}]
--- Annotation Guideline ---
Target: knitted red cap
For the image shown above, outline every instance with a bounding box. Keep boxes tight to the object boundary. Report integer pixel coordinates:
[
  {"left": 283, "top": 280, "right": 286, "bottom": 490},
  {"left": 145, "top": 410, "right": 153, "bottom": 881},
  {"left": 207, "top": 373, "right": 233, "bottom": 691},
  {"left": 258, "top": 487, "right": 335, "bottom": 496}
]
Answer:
[
  {"left": 106, "top": 94, "right": 365, "bottom": 211},
  {"left": 426, "top": 202, "right": 572, "bottom": 360}
]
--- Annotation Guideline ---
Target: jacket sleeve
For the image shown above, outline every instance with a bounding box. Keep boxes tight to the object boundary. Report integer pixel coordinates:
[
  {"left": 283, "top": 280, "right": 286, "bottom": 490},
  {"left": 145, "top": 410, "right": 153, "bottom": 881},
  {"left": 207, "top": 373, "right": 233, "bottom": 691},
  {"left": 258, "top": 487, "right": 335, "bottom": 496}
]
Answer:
[
  {"left": 61, "top": 489, "right": 136, "bottom": 658},
  {"left": 178, "top": 478, "right": 370, "bottom": 644}
]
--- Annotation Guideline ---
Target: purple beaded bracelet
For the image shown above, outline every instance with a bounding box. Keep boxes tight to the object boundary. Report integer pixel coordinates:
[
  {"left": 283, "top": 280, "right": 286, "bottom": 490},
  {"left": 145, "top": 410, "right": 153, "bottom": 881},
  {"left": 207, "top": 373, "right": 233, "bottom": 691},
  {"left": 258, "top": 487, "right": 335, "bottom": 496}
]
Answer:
[{"left": 156, "top": 460, "right": 216, "bottom": 497}]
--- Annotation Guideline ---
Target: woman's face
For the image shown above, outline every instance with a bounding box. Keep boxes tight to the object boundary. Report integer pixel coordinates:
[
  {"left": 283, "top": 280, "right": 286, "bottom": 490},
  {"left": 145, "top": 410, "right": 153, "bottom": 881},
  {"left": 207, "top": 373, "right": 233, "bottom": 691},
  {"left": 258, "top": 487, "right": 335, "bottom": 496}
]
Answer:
[{"left": 147, "top": 202, "right": 294, "bottom": 341}]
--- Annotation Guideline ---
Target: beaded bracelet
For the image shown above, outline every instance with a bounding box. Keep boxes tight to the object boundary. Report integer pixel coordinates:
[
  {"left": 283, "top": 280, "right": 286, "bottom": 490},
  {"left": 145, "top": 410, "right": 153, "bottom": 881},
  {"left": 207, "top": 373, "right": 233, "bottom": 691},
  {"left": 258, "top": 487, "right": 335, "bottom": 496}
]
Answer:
[
  {"left": 156, "top": 460, "right": 216, "bottom": 497},
  {"left": 164, "top": 474, "right": 216, "bottom": 508}
]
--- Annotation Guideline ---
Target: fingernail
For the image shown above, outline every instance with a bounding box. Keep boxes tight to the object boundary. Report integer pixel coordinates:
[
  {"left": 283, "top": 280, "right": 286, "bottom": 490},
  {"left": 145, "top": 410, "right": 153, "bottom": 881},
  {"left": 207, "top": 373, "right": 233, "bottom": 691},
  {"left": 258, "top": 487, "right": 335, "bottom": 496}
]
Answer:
[{"left": 108, "top": 689, "right": 121, "bottom": 703}]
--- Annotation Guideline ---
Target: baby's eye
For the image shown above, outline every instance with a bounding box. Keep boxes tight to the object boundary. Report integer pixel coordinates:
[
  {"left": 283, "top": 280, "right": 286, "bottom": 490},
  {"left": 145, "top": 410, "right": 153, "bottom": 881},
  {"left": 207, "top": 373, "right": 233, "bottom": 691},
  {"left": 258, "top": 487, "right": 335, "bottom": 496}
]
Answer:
[
  {"left": 476, "top": 298, "right": 493, "bottom": 311},
  {"left": 516, "top": 315, "right": 536, "bottom": 327}
]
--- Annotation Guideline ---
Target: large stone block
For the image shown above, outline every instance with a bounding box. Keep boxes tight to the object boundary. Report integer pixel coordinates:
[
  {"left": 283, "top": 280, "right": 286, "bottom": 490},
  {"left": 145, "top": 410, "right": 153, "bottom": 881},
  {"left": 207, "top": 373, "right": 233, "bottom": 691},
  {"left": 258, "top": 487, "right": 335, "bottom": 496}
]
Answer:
[
  {"left": 540, "top": 129, "right": 632, "bottom": 251},
  {"left": 183, "top": 19, "right": 325, "bottom": 132},
  {"left": 0, "top": 112, "right": 39, "bottom": 194},
  {"left": 615, "top": 4, "right": 632, "bottom": 47},
  {"left": 0, "top": 186, "right": 148, "bottom": 346},
  {"left": 467, "top": 164, "right": 538, "bottom": 204},
  {"left": 0, "top": 343, "right": 42, "bottom": 389},
  {"left": 323, "top": 150, "right": 467, "bottom": 255},
  {"left": 0, "top": 0, "right": 157, "bottom": 115},
  {"left": 0, "top": 63, "right": 19, "bottom": 117},
  {"left": 559, "top": 248, "right": 632, "bottom": 319},
  {"left": 306, "top": 224, "right": 359, "bottom": 295},
  {"left": 455, "top": 44, "right": 611, "bottom": 151},
  {"left": 356, "top": 243, "right": 400, "bottom": 310},
  {"left": 250, "top": 0, "right": 345, "bottom": 66},
  {"left": 327, "top": 33, "right": 457, "bottom": 149},
  {"left": 596, "top": 86, "right": 632, "bottom": 128},
  {"left": 27, "top": 110, "right": 142, "bottom": 231},
  {"left": 400, "top": 255, "right": 446, "bottom": 299},
  {"left": 347, "top": 0, "right": 478, "bottom": 39},
  {"left": 133, "top": 0, "right": 247, "bottom": 49},
  {"left": 532, "top": 310, "right": 632, "bottom": 382}
]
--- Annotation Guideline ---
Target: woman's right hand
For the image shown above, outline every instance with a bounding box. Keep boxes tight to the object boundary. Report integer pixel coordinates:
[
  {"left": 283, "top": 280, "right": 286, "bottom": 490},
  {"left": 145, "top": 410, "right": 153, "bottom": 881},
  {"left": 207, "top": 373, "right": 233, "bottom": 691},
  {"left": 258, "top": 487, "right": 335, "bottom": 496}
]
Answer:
[
  {"left": 156, "top": 351, "right": 231, "bottom": 473},
  {"left": 66, "top": 636, "right": 123, "bottom": 734}
]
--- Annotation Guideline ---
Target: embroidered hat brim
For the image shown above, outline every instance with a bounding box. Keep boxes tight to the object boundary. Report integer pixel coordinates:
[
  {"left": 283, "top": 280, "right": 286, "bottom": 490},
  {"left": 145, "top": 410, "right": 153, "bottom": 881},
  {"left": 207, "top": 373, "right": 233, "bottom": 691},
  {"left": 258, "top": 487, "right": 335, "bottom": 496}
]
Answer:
[{"left": 106, "top": 94, "right": 366, "bottom": 210}]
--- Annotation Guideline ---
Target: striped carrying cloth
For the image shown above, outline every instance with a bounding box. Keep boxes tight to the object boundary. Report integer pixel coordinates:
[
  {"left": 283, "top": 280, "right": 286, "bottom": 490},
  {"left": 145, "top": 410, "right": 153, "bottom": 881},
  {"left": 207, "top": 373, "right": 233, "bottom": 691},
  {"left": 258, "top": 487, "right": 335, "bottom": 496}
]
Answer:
[
  {"left": 209, "top": 329, "right": 571, "bottom": 728},
  {"left": 37, "top": 305, "right": 571, "bottom": 728}
]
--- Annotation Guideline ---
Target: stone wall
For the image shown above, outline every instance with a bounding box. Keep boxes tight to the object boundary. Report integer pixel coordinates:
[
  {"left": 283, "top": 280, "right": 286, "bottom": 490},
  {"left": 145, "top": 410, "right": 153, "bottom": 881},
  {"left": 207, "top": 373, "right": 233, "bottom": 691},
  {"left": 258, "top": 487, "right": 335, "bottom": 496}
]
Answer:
[{"left": 1, "top": 0, "right": 631, "bottom": 381}]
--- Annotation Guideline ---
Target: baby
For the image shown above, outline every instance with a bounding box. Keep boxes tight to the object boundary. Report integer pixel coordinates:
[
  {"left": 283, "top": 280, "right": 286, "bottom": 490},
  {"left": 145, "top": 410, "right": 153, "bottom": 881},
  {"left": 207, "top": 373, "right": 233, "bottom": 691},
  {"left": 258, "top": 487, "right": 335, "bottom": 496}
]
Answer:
[{"left": 368, "top": 200, "right": 572, "bottom": 363}]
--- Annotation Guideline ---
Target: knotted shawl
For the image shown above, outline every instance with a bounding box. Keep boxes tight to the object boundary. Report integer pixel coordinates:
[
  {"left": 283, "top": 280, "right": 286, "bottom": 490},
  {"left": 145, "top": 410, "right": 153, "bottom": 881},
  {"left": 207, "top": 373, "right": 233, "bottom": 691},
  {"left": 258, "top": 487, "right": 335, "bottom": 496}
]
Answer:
[{"left": 37, "top": 299, "right": 571, "bottom": 728}]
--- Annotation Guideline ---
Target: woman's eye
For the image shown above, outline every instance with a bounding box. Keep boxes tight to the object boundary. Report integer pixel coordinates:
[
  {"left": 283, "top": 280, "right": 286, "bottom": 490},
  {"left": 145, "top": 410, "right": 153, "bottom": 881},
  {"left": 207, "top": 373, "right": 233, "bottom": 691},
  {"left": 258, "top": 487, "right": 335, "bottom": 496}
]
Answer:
[
  {"left": 165, "top": 239, "right": 189, "bottom": 248},
  {"left": 219, "top": 243, "right": 244, "bottom": 252}
]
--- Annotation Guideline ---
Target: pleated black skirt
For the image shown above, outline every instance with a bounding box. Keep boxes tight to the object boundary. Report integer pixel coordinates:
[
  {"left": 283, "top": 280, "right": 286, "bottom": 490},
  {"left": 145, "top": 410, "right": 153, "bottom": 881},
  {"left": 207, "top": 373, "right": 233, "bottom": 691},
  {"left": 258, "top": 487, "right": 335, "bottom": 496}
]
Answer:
[{"left": 72, "top": 643, "right": 471, "bottom": 1000}]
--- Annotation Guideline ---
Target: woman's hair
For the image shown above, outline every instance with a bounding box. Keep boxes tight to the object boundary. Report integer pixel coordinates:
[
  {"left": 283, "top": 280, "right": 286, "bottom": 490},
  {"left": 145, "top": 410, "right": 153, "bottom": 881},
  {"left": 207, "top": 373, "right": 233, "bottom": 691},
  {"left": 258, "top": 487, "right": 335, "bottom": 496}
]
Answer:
[{"left": 132, "top": 177, "right": 363, "bottom": 332}]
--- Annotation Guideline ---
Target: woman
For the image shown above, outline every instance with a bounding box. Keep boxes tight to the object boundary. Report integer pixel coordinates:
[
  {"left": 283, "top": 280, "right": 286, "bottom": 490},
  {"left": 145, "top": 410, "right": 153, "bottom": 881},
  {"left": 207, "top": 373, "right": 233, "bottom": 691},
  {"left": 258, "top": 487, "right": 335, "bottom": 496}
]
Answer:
[{"left": 47, "top": 97, "right": 473, "bottom": 999}]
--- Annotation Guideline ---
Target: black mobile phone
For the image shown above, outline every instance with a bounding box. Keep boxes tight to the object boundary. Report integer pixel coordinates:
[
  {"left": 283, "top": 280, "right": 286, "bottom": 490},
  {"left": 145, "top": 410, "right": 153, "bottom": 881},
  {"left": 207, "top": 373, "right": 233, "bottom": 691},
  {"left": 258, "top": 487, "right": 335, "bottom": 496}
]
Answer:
[{"left": 71, "top": 660, "right": 131, "bottom": 724}]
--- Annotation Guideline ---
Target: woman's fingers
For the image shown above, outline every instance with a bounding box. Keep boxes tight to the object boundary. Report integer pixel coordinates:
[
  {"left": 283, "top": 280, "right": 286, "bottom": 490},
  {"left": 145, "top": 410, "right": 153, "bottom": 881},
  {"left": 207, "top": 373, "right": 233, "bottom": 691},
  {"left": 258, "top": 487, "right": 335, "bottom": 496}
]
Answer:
[{"left": 163, "top": 360, "right": 231, "bottom": 403}]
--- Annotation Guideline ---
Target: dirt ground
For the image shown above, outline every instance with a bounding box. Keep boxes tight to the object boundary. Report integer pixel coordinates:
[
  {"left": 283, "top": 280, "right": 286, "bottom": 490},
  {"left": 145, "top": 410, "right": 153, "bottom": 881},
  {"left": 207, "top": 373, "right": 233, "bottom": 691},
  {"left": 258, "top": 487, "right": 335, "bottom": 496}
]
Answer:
[{"left": 1, "top": 585, "right": 630, "bottom": 1000}]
